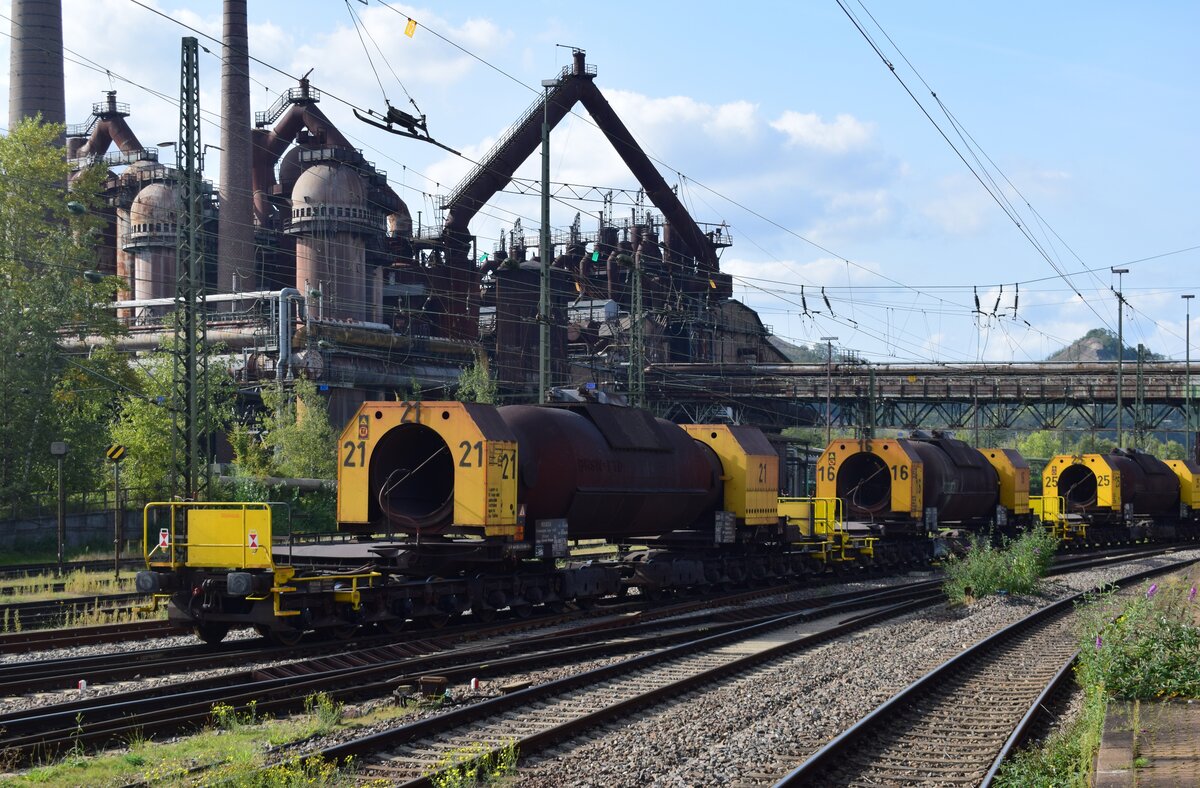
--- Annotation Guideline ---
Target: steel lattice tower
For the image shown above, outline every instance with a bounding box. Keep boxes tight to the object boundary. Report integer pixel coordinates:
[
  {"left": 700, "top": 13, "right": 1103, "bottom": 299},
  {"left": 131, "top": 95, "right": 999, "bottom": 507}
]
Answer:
[{"left": 171, "top": 36, "right": 209, "bottom": 499}]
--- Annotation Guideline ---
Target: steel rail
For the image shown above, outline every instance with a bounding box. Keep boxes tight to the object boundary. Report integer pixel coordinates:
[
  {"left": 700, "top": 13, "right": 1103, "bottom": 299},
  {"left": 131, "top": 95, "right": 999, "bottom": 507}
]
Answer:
[
  {"left": 0, "top": 581, "right": 941, "bottom": 765},
  {"left": 310, "top": 589, "right": 946, "bottom": 786},
  {"left": 980, "top": 650, "right": 1079, "bottom": 786},
  {"left": 774, "top": 557, "right": 1195, "bottom": 786}
]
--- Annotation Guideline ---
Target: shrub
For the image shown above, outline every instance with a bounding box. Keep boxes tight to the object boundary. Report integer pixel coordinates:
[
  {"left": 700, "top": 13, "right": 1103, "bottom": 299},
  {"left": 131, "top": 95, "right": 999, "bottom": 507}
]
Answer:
[
  {"left": 942, "top": 527, "right": 1057, "bottom": 604},
  {"left": 1077, "top": 580, "right": 1200, "bottom": 700}
]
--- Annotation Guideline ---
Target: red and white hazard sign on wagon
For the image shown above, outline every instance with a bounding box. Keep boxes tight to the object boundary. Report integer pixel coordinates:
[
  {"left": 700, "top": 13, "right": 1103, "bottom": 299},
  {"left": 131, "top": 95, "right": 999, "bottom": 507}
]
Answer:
[
  {"left": 248, "top": 530, "right": 259, "bottom": 551},
  {"left": 158, "top": 528, "right": 170, "bottom": 550}
]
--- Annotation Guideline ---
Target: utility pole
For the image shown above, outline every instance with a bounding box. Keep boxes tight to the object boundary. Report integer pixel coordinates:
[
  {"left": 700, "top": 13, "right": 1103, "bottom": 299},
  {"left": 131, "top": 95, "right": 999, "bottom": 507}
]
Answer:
[
  {"left": 1112, "top": 268, "right": 1128, "bottom": 448},
  {"left": 538, "top": 77, "right": 560, "bottom": 404},
  {"left": 172, "top": 37, "right": 209, "bottom": 499},
  {"left": 50, "top": 441, "right": 68, "bottom": 576},
  {"left": 628, "top": 252, "right": 644, "bottom": 408},
  {"left": 1135, "top": 344, "right": 1146, "bottom": 449},
  {"left": 1184, "top": 294, "right": 1195, "bottom": 460},
  {"left": 821, "top": 336, "right": 838, "bottom": 444}
]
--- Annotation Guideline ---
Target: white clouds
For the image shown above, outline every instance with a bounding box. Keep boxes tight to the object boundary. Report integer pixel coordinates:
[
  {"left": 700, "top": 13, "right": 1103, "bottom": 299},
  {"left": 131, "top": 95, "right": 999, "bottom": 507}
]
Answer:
[
  {"left": 769, "top": 111, "right": 874, "bottom": 153},
  {"left": 808, "top": 189, "right": 894, "bottom": 239},
  {"left": 921, "top": 190, "right": 988, "bottom": 235}
]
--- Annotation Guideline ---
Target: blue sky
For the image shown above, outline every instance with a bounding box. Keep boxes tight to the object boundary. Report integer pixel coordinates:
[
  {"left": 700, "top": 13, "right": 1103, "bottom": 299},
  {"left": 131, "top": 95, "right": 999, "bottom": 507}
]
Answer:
[{"left": 3, "top": 0, "right": 1196, "bottom": 364}]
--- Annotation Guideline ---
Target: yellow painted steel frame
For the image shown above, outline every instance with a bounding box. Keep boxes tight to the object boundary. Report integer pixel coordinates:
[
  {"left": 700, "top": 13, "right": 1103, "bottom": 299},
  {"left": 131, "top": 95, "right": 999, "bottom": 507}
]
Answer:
[
  {"left": 981, "top": 448, "right": 1031, "bottom": 515},
  {"left": 1043, "top": 454, "right": 1121, "bottom": 513},
  {"left": 337, "top": 401, "right": 520, "bottom": 536},
  {"left": 143, "top": 501, "right": 275, "bottom": 571},
  {"left": 683, "top": 424, "right": 779, "bottom": 525},
  {"left": 1166, "top": 460, "right": 1200, "bottom": 512},
  {"left": 1029, "top": 494, "right": 1085, "bottom": 541},
  {"left": 778, "top": 496, "right": 876, "bottom": 562},
  {"left": 815, "top": 439, "right": 925, "bottom": 519},
  {"left": 141, "top": 501, "right": 290, "bottom": 616}
]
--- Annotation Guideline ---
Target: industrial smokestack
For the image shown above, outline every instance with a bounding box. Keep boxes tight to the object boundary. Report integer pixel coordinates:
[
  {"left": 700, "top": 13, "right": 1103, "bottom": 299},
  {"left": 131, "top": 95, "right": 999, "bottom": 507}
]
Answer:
[
  {"left": 8, "top": 0, "right": 65, "bottom": 133},
  {"left": 217, "top": 0, "right": 255, "bottom": 295}
]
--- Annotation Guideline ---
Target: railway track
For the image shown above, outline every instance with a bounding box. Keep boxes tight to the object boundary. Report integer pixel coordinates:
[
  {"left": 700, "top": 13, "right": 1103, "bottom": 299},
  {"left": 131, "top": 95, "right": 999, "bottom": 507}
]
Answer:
[
  {"left": 0, "top": 591, "right": 148, "bottom": 629},
  {"left": 776, "top": 558, "right": 1194, "bottom": 786},
  {"left": 0, "top": 559, "right": 142, "bottom": 581},
  {"left": 303, "top": 584, "right": 944, "bottom": 786},
  {"left": 0, "top": 619, "right": 178, "bottom": 654},
  {"left": 0, "top": 581, "right": 843, "bottom": 715},
  {"left": 0, "top": 547, "right": 1179, "bottom": 777},
  {"left": 0, "top": 580, "right": 938, "bottom": 765}
]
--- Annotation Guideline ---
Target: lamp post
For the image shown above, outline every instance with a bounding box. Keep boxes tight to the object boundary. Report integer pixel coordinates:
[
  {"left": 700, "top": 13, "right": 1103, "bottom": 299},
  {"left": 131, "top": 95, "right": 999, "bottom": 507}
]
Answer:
[
  {"left": 821, "top": 336, "right": 838, "bottom": 444},
  {"left": 49, "top": 441, "right": 69, "bottom": 575},
  {"left": 1184, "top": 294, "right": 1195, "bottom": 460},
  {"left": 538, "top": 77, "right": 560, "bottom": 404},
  {"left": 1112, "top": 268, "right": 1128, "bottom": 447}
]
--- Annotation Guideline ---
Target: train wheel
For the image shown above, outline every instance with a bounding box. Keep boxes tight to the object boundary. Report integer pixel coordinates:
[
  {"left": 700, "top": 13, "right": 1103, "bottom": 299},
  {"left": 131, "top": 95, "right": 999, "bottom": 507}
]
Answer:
[
  {"left": 424, "top": 613, "right": 452, "bottom": 629},
  {"left": 194, "top": 623, "right": 229, "bottom": 645},
  {"left": 325, "top": 622, "right": 358, "bottom": 641},
  {"left": 546, "top": 600, "right": 568, "bottom": 613},
  {"left": 575, "top": 597, "right": 597, "bottom": 610},
  {"left": 511, "top": 604, "right": 533, "bottom": 619},
  {"left": 380, "top": 617, "right": 406, "bottom": 635},
  {"left": 267, "top": 627, "right": 304, "bottom": 647}
]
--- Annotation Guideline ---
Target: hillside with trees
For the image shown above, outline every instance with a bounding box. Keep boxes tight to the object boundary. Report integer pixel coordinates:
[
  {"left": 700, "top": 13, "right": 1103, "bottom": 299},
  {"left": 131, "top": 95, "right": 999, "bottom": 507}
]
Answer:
[{"left": 1046, "top": 328, "right": 1164, "bottom": 362}]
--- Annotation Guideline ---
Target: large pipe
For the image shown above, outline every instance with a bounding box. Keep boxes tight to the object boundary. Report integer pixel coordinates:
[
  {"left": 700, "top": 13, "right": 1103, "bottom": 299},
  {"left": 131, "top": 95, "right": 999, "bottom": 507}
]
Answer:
[
  {"left": 277, "top": 287, "right": 301, "bottom": 381},
  {"left": 8, "top": 0, "right": 65, "bottom": 134},
  {"left": 218, "top": 0, "right": 256, "bottom": 296}
]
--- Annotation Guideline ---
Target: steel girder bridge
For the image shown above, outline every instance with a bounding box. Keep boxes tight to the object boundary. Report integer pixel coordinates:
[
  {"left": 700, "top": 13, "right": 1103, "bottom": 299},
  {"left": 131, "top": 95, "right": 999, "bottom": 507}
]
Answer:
[{"left": 643, "top": 361, "right": 1200, "bottom": 443}]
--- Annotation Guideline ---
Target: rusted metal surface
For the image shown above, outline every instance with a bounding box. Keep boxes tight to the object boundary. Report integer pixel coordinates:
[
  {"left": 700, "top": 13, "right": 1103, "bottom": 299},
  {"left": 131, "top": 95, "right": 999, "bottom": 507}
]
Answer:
[
  {"left": 500, "top": 404, "right": 722, "bottom": 539},
  {"left": 911, "top": 435, "right": 1000, "bottom": 522},
  {"left": 1059, "top": 449, "right": 1181, "bottom": 516}
]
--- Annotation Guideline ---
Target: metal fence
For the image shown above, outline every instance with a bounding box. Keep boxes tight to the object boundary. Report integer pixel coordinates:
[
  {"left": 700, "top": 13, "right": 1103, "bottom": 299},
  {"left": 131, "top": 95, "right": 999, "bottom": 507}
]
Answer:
[{"left": 3, "top": 487, "right": 158, "bottom": 523}]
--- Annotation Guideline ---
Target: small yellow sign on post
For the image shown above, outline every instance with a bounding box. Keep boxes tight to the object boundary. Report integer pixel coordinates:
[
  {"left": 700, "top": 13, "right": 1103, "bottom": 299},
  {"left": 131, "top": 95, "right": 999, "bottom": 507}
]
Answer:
[{"left": 106, "top": 444, "right": 126, "bottom": 462}]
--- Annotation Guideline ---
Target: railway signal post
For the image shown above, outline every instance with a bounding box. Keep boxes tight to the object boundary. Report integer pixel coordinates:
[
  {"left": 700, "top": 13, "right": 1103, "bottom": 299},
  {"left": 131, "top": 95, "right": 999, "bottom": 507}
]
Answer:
[{"left": 107, "top": 444, "right": 127, "bottom": 580}]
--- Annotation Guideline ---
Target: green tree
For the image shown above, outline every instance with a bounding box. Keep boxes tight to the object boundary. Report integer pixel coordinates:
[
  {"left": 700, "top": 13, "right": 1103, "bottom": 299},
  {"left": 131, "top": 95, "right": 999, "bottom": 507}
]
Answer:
[
  {"left": 263, "top": 378, "right": 337, "bottom": 479},
  {"left": 53, "top": 345, "right": 139, "bottom": 495},
  {"left": 224, "top": 378, "right": 337, "bottom": 533},
  {"left": 0, "top": 119, "right": 121, "bottom": 507},
  {"left": 1141, "top": 435, "right": 1186, "bottom": 461},
  {"left": 455, "top": 353, "right": 497, "bottom": 404},
  {"left": 1014, "top": 430, "right": 1070, "bottom": 461},
  {"left": 109, "top": 346, "right": 235, "bottom": 499},
  {"left": 229, "top": 378, "right": 338, "bottom": 481}
]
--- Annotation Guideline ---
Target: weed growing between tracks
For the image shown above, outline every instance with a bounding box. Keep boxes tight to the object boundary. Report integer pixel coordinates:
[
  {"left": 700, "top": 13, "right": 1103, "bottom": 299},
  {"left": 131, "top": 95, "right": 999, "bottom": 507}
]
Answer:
[
  {"left": 0, "top": 569, "right": 128, "bottom": 603},
  {"left": 995, "top": 573, "right": 1200, "bottom": 786},
  {"left": 942, "top": 528, "right": 1057, "bottom": 604},
  {"left": 4, "top": 693, "right": 409, "bottom": 786},
  {"left": 431, "top": 740, "right": 519, "bottom": 788}
]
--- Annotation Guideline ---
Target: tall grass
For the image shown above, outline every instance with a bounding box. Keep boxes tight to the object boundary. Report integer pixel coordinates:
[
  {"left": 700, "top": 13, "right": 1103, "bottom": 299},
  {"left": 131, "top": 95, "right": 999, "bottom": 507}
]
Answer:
[
  {"left": 1077, "top": 580, "right": 1200, "bottom": 699},
  {"left": 996, "top": 577, "right": 1200, "bottom": 786},
  {"left": 942, "top": 527, "right": 1058, "bottom": 604}
]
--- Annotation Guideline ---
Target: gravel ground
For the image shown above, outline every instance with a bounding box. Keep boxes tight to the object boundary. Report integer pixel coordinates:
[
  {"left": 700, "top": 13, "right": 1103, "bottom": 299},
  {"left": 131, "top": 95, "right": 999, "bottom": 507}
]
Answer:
[
  {"left": 0, "top": 573, "right": 919, "bottom": 716},
  {"left": 512, "top": 548, "right": 1200, "bottom": 788},
  {"left": 5, "top": 551, "right": 1194, "bottom": 784}
]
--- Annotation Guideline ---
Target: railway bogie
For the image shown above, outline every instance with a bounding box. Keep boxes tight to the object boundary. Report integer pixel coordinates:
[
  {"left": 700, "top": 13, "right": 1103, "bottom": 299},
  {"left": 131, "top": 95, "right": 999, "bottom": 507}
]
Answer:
[{"left": 137, "top": 401, "right": 1200, "bottom": 645}]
